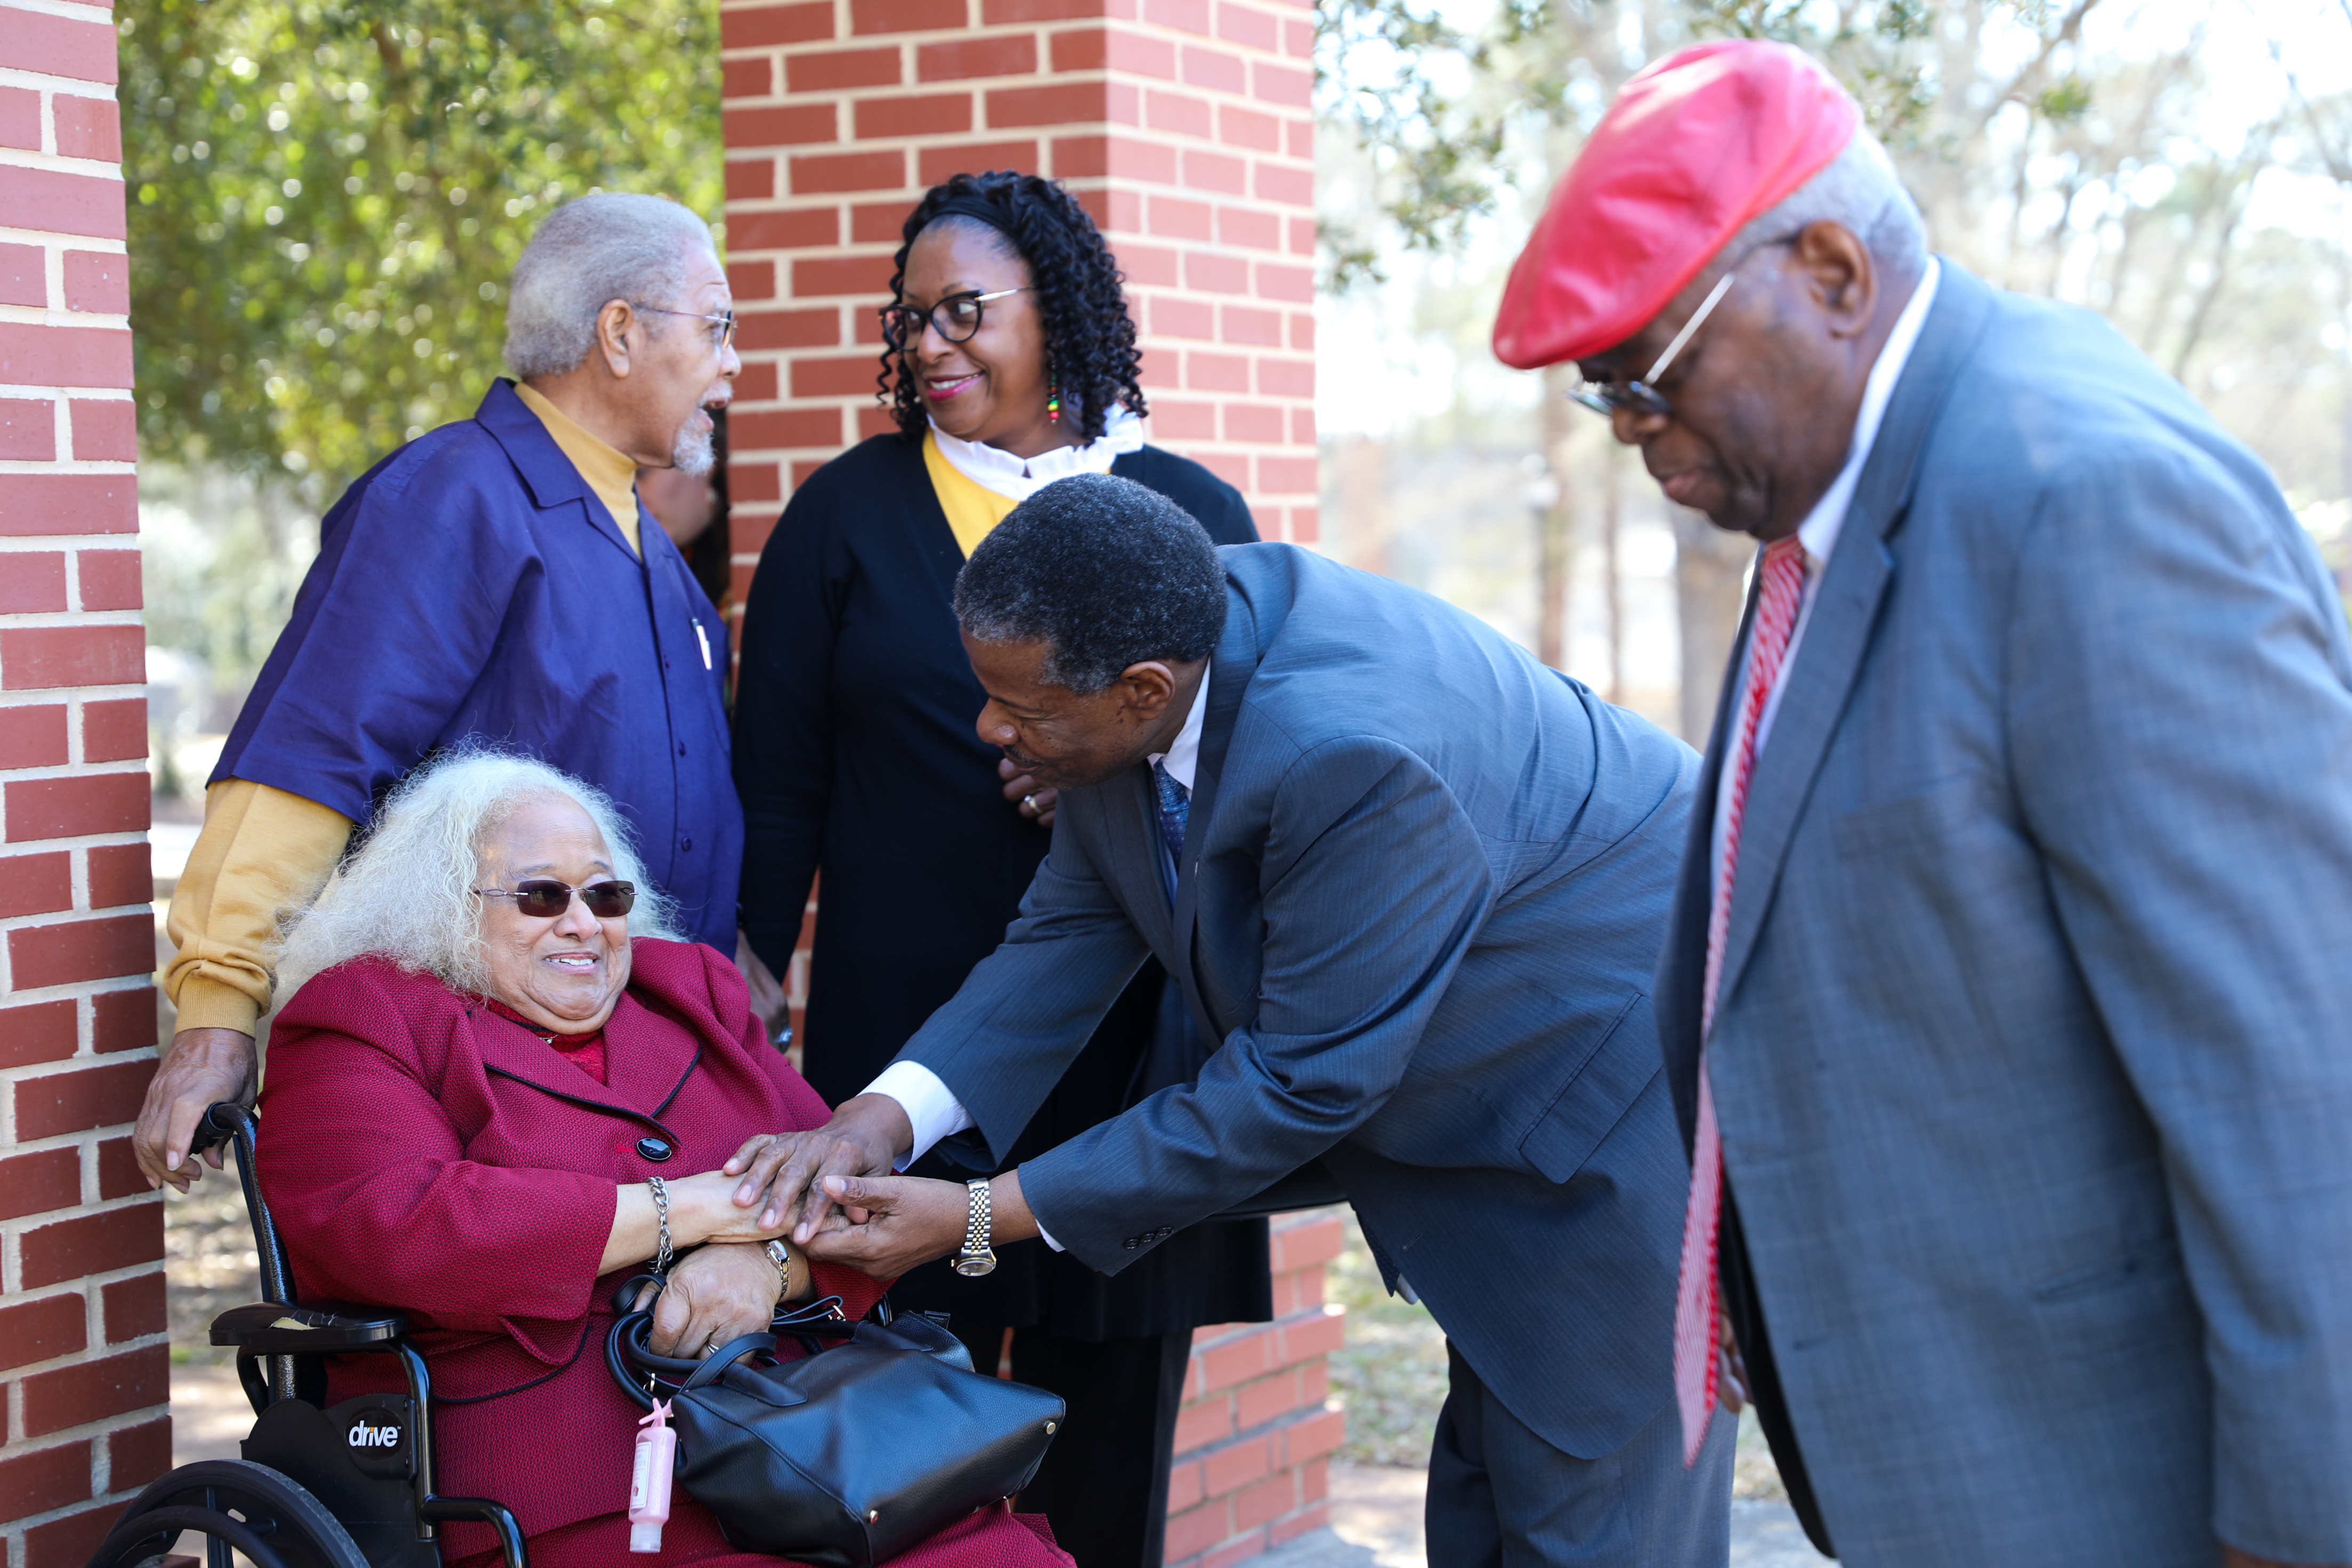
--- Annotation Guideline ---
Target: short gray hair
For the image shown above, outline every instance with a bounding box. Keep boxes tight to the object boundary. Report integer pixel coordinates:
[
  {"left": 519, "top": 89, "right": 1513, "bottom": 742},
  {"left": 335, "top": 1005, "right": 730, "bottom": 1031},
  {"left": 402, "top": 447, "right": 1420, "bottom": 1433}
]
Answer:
[
  {"left": 1726, "top": 128, "right": 1927, "bottom": 280},
  {"left": 504, "top": 193, "right": 717, "bottom": 379},
  {"left": 273, "top": 749, "right": 680, "bottom": 1005},
  {"left": 954, "top": 474, "right": 1227, "bottom": 695}
]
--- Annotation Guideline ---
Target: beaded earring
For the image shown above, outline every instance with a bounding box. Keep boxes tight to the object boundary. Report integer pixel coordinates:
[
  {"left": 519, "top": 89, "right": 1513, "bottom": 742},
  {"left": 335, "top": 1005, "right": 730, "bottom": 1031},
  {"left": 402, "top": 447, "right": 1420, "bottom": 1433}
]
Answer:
[{"left": 1046, "top": 362, "right": 1062, "bottom": 424}]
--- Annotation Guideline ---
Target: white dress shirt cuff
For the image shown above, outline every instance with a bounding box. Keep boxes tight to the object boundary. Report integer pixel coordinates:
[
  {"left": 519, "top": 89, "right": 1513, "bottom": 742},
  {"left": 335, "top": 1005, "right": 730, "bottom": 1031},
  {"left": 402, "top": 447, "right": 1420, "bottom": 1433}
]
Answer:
[
  {"left": 859, "top": 1060, "right": 1064, "bottom": 1252},
  {"left": 864, "top": 1060, "right": 974, "bottom": 1167}
]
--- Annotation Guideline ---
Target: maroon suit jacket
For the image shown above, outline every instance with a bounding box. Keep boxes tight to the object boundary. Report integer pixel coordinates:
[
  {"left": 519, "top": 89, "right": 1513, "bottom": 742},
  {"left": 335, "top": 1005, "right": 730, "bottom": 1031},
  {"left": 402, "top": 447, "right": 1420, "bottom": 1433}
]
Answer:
[{"left": 257, "top": 939, "right": 887, "bottom": 1557}]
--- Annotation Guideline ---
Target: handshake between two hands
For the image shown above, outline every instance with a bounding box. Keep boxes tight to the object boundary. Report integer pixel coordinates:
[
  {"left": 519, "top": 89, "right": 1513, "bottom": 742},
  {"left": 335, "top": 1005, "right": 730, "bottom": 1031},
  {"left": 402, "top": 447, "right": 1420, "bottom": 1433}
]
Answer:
[{"left": 716, "top": 1092, "right": 1043, "bottom": 1280}]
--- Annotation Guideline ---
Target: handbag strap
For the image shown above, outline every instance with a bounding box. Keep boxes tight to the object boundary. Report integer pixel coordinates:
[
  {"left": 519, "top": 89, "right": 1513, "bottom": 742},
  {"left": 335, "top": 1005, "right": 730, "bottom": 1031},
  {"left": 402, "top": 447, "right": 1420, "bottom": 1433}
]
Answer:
[
  {"left": 679, "top": 1332, "right": 780, "bottom": 1390},
  {"left": 601, "top": 1286, "right": 875, "bottom": 1409},
  {"left": 773, "top": 1294, "right": 848, "bottom": 1328},
  {"left": 605, "top": 1311, "right": 662, "bottom": 1412}
]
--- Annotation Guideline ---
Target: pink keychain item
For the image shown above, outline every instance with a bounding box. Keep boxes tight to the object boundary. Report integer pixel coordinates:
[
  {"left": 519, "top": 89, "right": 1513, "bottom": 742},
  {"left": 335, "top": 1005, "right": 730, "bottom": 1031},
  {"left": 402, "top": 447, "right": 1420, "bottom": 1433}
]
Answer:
[{"left": 628, "top": 1399, "right": 677, "bottom": 1553}]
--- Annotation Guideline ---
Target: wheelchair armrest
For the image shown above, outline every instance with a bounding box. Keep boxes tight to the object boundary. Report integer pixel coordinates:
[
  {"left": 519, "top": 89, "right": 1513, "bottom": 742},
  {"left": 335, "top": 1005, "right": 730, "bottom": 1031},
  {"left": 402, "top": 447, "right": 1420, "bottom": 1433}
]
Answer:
[{"left": 210, "top": 1299, "right": 408, "bottom": 1352}]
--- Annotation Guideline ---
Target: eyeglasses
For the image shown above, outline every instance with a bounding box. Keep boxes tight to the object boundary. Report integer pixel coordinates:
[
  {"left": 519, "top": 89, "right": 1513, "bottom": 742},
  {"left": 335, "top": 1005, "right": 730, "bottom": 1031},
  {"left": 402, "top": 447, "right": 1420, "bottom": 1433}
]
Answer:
[
  {"left": 472, "top": 879, "right": 637, "bottom": 920},
  {"left": 639, "top": 306, "right": 739, "bottom": 352},
  {"left": 879, "top": 287, "right": 1031, "bottom": 350},
  {"left": 1568, "top": 270, "right": 1738, "bottom": 421}
]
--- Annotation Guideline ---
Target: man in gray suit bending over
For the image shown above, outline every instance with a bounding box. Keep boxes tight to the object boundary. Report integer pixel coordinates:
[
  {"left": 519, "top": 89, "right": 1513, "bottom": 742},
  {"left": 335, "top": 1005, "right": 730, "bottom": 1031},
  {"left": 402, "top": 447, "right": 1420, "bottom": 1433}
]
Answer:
[
  {"left": 727, "top": 473, "right": 1730, "bottom": 1563},
  {"left": 1490, "top": 37, "right": 2352, "bottom": 1568}
]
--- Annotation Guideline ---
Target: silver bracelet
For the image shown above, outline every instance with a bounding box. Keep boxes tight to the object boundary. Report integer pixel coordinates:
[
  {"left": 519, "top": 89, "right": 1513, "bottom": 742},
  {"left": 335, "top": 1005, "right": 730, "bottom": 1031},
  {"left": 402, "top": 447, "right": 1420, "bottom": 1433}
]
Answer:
[{"left": 647, "top": 1175, "right": 674, "bottom": 1274}]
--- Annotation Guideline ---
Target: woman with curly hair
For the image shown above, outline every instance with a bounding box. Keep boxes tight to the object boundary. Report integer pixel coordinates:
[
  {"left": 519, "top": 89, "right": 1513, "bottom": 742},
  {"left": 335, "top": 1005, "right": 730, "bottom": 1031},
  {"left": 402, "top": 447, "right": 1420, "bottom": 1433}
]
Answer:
[{"left": 732, "top": 170, "right": 1265, "bottom": 1567}]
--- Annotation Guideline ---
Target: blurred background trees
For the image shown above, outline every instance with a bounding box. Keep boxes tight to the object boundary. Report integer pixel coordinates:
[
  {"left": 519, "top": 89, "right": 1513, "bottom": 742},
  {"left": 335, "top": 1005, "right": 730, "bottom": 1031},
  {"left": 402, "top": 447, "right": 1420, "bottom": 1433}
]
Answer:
[
  {"left": 1315, "top": 0, "right": 2352, "bottom": 741},
  {"left": 123, "top": 0, "right": 723, "bottom": 793},
  {"left": 123, "top": 0, "right": 723, "bottom": 486}
]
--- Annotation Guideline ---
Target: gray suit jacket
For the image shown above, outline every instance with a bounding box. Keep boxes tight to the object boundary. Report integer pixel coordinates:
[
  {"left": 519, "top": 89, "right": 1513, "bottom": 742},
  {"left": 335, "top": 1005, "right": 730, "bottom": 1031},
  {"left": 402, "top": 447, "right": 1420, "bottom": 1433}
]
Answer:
[
  {"left": 1659, "top": 262, "right": 2352, "bottom": 1565},
  {"left": 902, "top": 542, "right": 1700, "bottom": 1458}
]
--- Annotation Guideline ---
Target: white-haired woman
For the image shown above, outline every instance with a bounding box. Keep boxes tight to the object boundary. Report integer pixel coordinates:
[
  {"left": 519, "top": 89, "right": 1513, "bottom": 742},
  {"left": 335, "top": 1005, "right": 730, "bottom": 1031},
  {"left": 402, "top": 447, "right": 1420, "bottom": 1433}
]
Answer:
[{"left": 256, "top": 752, "right": 1072, "bottom": 1568}]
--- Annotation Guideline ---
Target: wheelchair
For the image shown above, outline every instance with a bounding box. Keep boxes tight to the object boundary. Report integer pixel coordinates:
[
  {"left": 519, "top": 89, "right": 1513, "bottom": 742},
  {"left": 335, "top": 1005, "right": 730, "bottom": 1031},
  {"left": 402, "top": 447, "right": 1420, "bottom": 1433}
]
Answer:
[{"left": 86, "top": 1103, "right": 528, "bottom": 1568}]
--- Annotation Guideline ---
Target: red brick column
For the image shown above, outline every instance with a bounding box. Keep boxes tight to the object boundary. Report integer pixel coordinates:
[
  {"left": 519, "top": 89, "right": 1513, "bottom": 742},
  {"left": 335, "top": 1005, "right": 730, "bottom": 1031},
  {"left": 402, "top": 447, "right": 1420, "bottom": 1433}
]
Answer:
[
  {"left": 717, "top": 0, "right": 1318, "bottom": 587},
  {"left": 718, "top": 7, "right": 1331, "bottom": 1560},
  {"left": 1165, "top": 1209, "right": 1346, "bottom": 1567},
  {"left": 0, "top": 7, "right": 162, "bottom": 1564}
]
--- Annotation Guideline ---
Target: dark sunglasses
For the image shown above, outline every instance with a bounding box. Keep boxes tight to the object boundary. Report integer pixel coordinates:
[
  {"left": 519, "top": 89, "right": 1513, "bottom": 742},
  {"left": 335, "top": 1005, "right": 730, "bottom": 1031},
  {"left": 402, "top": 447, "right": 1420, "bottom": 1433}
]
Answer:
[
  {"left": 472, "top": 879, "right": 636, "bottom": 920},
  {"left": 878, "top": 287, "right": 1029, "bottom": 350}
]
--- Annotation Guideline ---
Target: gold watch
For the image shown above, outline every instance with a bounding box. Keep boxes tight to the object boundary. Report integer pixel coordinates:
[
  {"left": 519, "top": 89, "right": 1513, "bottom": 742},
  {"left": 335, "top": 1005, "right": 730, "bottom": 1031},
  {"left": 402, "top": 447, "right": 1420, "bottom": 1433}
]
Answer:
[
  {"left": 763, "top": 1238, "right": 797, "bottom": 1299},
  {"left": 953, "top": 1178, "right": 998, "bottom": 1277}
]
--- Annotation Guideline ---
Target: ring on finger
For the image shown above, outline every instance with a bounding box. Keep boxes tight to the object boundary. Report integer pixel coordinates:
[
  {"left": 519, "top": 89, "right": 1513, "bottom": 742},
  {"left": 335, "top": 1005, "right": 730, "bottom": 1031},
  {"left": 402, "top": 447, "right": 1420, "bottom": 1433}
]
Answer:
[{"left": 1022, "top": 794, "right": 1037, "bottom": 812}]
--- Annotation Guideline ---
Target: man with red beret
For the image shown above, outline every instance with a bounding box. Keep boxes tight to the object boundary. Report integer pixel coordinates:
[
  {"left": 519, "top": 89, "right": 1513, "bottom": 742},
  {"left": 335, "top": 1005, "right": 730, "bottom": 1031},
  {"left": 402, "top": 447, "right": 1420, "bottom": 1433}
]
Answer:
[{"left": 1495, "top": 37, "right": 2352, "bottom": 1568}]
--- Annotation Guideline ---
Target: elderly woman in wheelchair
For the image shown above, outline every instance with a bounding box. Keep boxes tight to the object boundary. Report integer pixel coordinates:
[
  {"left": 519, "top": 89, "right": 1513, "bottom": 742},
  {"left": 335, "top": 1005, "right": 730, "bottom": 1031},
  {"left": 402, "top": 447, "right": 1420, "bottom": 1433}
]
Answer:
[{"left": 93, "top": 753, "right": 1069, "bottom": 1568}]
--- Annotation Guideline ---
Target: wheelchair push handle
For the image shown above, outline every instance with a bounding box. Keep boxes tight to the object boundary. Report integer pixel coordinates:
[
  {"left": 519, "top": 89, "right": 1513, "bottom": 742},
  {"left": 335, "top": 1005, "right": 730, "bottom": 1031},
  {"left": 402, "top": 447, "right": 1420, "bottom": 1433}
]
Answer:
[
  {"left": 192, "top": 1099, "right": 256, "bottom": 1157},
  {"left": 192, "top": 1101, "right": 297, "bottom": 1307}
]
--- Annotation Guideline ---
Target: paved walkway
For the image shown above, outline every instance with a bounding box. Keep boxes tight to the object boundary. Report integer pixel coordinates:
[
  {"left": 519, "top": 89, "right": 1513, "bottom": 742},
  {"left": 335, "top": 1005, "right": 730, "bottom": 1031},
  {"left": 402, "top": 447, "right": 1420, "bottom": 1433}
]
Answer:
[
  {"left": 172, "top": 1365, "right": 1826, "bottom": 1565},
  {"left": 1271, "top": 1457, "right": 1824, "bottom": 1567}
]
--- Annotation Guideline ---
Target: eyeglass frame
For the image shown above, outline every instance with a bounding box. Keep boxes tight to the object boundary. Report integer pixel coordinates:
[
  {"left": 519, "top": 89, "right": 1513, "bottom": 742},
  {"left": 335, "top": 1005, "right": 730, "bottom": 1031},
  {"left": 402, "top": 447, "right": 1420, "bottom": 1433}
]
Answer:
[
  {"left": 472, "top": 878, "right": 638, "bottom": 920},
  {"left": 878, "top": 287, "right": 1032, "bottom": 350},
  {"left": 637, "top": 305, "right": 739, "bottom": 352},
  {"left": 1566, "top": 234, "right": 1796, "bottom": 421}
]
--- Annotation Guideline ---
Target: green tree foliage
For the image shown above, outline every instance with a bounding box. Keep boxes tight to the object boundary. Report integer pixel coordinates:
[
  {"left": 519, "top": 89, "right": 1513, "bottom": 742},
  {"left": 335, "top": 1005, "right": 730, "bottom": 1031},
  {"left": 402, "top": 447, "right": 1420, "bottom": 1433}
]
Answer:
[
  {"left": 120, "top": 0, "right": 722, "bottom": 493},
  {"left": 1316, "top": 0, "right": 2096, "bottom": 290}
]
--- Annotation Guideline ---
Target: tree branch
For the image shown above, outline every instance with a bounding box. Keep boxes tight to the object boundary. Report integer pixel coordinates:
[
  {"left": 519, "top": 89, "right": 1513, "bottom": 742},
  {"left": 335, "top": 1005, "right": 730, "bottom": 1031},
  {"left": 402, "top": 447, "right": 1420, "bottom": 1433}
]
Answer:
[{"left": 1962, "top": 0, "right": 2106, "bottom": 140}]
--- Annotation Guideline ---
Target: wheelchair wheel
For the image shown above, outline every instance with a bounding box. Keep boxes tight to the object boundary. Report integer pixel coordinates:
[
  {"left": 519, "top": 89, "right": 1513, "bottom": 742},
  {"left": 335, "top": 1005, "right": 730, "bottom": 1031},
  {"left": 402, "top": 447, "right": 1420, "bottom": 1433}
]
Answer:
[{"left": 86, "top": 1459, "right": 368, "bottom": 1568}]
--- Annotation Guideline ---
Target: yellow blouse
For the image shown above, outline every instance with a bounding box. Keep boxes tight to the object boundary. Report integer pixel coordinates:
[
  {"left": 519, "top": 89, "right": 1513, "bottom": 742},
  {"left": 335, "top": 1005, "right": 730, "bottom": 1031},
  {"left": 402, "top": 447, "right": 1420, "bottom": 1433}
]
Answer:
[{"left": 922, "top": 430, "right": 1020, "bottom": 557}]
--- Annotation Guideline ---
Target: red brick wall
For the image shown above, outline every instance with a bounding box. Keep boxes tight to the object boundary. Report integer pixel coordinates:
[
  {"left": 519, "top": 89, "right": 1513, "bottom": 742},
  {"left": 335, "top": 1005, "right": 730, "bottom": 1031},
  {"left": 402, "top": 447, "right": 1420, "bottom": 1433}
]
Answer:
[
  {"left": 717, "top": 0, "right": 1318, "bottom": 594},
  {"left": 719, "top": 7, "right": 1332, "bottom": 1561},
  {"left": 1167, "top": 1209, "right": 1345, "bottom": 1568},
  {"left": 0, "top": 8, "right": 163, "bottom": 1563}
]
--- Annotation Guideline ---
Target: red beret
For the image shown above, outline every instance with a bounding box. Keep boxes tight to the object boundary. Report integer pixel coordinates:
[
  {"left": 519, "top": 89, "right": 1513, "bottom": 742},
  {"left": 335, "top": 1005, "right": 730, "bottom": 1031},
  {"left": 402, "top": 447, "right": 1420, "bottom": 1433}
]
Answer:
[{"left": 1491, "top": 40, "right": 1859, "bottom": 370}]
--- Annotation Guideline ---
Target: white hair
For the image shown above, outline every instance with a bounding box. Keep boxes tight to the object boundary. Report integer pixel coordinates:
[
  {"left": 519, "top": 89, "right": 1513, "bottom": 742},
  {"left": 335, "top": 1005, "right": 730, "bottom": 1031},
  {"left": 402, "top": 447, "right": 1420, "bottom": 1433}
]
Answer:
[
  {"left": 1726, "top": 128, "right": 1927, "bottom": 280},
  {"left": 273, "top": 749, "right": 680, "bottom": 1005},
  {"left": 504, "top": 193, "right": 717, "bottom": 379}
]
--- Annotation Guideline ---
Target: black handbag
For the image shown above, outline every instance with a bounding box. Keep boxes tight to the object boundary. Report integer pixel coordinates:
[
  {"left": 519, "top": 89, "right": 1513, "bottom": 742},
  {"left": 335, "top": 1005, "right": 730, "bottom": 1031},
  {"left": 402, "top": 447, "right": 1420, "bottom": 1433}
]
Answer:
[{"left": 605, "top": 1286, "right": 1064, "bottom": 1568}]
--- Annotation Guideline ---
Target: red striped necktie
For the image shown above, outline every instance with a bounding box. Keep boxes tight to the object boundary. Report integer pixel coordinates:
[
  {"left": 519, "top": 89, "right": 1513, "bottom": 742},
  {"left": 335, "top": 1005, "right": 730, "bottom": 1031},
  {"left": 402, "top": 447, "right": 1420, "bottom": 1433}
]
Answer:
[{"left": 1674, "top": 534, "right": 1808, "bottom": 1465}]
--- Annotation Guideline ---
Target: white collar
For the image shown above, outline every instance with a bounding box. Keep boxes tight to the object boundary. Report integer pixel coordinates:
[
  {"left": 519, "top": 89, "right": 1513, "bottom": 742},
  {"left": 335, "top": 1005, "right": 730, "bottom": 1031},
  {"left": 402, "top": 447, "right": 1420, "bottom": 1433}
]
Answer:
[
  {"left": 1148, "top": 660, "right": 1211, "bottom": 793},
  {"left": 1794, "top": 258, "right": 1942, "bottom": 570},
  {"left": 927, "top": 407, "right": 1147, "bottom": 504}
]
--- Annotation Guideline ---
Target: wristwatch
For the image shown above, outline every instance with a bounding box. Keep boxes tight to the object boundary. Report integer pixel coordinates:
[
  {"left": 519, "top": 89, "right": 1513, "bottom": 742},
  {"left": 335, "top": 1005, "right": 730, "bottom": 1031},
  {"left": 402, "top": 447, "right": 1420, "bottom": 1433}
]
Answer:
[
  {"left": 953, "top": 1178, "right": 998, "bottom": 1277},
  {"left": 763, "top": 1238, "right": 797, "bottom": 1299}
]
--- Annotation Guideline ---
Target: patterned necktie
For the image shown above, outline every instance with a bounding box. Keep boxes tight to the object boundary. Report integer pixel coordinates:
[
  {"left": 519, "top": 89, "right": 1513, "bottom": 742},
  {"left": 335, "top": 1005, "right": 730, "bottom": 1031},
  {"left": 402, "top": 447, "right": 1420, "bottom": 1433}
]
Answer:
[
  {"left": 1674, "top": 534, "right": 1808, "bottom": 1465},
  {"left": 1151, "top": 759, "right": 1190, "bottom": 883}
]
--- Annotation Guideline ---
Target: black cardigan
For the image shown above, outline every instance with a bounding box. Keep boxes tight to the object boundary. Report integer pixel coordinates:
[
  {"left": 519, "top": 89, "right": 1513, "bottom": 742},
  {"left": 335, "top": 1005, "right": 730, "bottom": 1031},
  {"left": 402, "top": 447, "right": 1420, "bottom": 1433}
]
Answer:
[{"left": 734, "top": 431, "right": 1269, "bottom": 1336}]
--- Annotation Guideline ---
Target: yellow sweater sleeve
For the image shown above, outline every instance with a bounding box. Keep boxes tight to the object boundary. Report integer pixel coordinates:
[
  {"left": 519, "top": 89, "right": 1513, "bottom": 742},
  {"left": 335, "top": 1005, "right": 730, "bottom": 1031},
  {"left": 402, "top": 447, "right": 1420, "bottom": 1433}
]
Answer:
[{"left": 163, "top": 780, "right": 354, "bottom": 1035}]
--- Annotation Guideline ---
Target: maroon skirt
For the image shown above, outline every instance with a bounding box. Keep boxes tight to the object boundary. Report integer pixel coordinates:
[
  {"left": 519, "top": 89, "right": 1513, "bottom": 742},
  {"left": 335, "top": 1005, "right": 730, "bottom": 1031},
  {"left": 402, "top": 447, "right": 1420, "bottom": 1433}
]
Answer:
[{"left": 445, "top": 1497, "right": 1070, "bottom": 1568}]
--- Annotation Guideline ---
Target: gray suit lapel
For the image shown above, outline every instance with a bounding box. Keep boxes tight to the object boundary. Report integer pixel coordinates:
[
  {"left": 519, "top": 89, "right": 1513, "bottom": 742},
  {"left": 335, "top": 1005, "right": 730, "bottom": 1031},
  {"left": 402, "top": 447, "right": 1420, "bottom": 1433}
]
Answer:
[
  {"left": 1713, "top": 263, "right": 1996, "bottom": 1015},
  {"left": 1168, "top": 586, "right": 1259, "bottom": 1040},
  {"left": 1102, "top": 764, "right": 1177, "bottom": 958}
]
